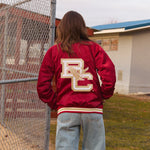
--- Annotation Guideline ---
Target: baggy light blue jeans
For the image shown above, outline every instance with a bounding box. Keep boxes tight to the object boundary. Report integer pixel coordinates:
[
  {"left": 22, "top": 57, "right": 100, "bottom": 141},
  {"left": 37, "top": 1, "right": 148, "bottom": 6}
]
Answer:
[{"left": 55, "top": 113, "right": 105, "bottom": 150}]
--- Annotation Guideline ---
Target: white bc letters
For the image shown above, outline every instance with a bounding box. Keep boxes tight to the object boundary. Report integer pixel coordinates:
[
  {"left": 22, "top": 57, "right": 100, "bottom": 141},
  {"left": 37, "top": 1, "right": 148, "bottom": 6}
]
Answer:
[{"left": 61, "top": 58, "right": 93, "bottom": 92}]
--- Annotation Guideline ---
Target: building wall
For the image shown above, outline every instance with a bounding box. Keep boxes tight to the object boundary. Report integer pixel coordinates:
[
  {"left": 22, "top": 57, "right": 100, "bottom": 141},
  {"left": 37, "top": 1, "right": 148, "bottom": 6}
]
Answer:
[
  {"left": 113, "top": 34, "right": 133, "bottom": 94},
  {"left": 129, "top": 30, "right": 150, "bottom": 93},
  {"left": 91, "top": 33, "right": 133, "bottom": 94}
]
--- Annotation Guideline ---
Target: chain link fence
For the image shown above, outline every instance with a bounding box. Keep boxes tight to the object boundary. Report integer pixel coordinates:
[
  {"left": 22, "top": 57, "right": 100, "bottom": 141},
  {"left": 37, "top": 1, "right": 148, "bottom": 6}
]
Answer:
[{"left": 0, "top": 0, "right": 56, "bottom": 149}]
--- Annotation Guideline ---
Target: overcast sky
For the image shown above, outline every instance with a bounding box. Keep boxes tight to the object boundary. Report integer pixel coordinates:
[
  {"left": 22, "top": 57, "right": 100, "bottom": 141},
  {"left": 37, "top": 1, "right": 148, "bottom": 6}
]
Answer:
[
  {"left": 1, "top": 0, "right": 150, "bottom": 27},
  {"left": 56, "top": 0, "right": 150, "bottom": 27}
]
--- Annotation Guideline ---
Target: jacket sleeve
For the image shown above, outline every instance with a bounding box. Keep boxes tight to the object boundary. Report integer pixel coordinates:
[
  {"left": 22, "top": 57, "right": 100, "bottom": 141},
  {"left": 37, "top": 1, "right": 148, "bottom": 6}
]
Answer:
[
  {"left": 37, "top": 48, "right": 57, "bottom": 110},
  {"left": 94, "top": 44, "right": 116, "bottom": 99}
]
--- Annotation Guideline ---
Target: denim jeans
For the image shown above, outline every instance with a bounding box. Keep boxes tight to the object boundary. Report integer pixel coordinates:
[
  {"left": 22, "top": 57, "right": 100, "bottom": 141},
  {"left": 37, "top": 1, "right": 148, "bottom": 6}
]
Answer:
[{"left": 56, "top": 113, "right": 105, "bottom": 150}]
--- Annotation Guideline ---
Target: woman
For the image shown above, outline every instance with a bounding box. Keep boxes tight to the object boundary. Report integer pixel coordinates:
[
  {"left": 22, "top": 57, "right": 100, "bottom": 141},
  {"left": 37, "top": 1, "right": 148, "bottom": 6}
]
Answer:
[{"left": 37, "top": 11, "right": 116, "bottom": 150}]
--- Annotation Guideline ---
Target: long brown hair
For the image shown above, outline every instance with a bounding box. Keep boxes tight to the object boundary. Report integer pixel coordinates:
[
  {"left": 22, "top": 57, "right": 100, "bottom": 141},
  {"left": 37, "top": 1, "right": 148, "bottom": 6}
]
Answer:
[{"left": 56, "top": 11, "right": 90, "bottom": 54}]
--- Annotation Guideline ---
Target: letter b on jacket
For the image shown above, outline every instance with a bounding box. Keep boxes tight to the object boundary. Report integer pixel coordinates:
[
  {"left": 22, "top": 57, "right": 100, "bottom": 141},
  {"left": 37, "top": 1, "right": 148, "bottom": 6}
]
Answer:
[{"left": 61, "top": 58, "right": 93, "bottom": 92}]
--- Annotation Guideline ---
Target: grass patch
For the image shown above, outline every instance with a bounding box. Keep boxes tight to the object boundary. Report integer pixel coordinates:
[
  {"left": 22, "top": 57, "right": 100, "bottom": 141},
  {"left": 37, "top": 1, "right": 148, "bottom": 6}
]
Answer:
[
  {"left": 104, "top": 94, "right": 150, "bottom": 150},
  {"left": 50, "top": 94, "right": 150, "bottom": 150},
  {"left": 49, "top": 123, "right": 57, "bottom": 147}
]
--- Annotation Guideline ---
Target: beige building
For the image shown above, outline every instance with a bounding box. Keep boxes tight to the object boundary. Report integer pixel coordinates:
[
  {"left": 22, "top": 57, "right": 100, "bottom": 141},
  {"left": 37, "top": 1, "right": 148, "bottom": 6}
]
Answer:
[{"left": 91, "top": 20, "right": 150, "bottom": 94}]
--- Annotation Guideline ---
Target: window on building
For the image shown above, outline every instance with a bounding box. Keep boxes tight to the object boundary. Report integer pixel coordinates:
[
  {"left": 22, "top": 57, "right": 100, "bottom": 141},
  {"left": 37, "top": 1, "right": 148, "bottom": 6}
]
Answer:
[
  {"left": 96, "top": 40, "right": 102, "bottom": 45},
  {"left": 97, "top": 37, "right": 118, "bottom": 51},
  {"left": 7, "top": 35, "right": 16, "bottom": 57},
  {"left": 0, "top": 25, "right": 4, "bottom": 45},
  {"left": 7, "top": 22, "right": 17, "bottom": 58}
]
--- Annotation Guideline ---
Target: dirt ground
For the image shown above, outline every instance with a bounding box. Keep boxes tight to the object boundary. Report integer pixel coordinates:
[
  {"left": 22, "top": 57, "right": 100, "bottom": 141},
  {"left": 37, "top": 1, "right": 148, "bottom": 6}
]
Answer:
[
  {"left": 128, "top": 93, "right": 150, "bottom": 102},
  {"left": 1, "top": 94, "right": 149, "bottom": 150},
  {"left": 0, "top": 119, "right": 56, "bottom": 150}
]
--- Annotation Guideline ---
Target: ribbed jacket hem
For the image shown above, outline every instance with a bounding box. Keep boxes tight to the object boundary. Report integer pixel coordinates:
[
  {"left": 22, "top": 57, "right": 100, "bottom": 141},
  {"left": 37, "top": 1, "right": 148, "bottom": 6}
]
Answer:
[{"left": 57, "top": 107, "right": 103, "bottom": 115}]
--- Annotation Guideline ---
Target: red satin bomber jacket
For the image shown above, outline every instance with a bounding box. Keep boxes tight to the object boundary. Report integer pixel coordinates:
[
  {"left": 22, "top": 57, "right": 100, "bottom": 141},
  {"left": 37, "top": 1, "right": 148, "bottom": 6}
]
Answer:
[{"left": 37, "top": 41, "right": 116, "bottom": 115}]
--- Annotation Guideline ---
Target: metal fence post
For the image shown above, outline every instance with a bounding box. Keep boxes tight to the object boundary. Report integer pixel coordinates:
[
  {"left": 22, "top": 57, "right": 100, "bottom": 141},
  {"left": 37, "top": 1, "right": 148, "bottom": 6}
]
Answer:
[
  {"left": 0, "top": 11, "right": 8, "bottom": 125},
  {"left": 44, "top": 0, "right": 56, "bottom": 150}
]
